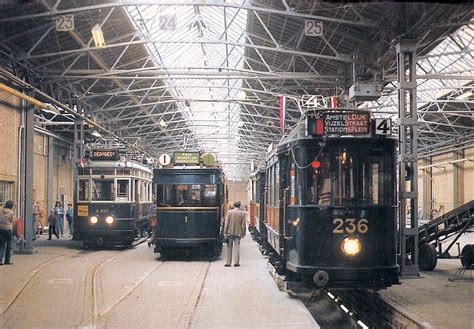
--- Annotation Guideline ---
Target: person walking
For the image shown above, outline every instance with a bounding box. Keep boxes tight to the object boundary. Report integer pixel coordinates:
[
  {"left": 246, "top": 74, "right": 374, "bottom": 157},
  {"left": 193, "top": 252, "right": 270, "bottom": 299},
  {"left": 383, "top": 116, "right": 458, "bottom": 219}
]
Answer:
[
  {"left": 223, "top": 201, "right": 247, "bottom": 267},
  {"left": 0, "top": 200, "right": 16, "bottom": 265},
  {"left": 54, "top": 201, "right": 64, "bottom": 237},
  {"left": 32, "top": 201, "right": 41, "bottom": 240},
  {"left": 66, "top": 203, "right": 74, "bottom": 237},
  {"left": 47, "top": 209, "right": 59, "bottom": 240}
]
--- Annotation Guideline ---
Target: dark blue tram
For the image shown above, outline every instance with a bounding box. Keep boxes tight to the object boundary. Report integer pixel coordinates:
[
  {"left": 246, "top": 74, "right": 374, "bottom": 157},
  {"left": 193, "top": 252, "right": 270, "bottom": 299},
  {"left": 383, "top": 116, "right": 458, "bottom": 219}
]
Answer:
[
  {"left": 74, "top": 149, "right": 153, "bottom": 247},
  {"left": 248, "top": 170, "right": 267, "bottom": 247},
  {"left": 152, "top": 165, "right": 227, "bottom": 257},
  {"left": 254, "top": 108, "right": 400, "bottom": 289}
]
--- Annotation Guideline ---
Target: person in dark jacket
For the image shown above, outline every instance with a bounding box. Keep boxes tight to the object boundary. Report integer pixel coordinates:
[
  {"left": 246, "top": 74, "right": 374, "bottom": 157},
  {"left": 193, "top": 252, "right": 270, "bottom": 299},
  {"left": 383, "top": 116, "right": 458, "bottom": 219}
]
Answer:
[
  {"left": 0, "top": 200, "right": 16, "bottom": 265},
  {"left": 47, "top": 209, "right": 59, "bottom": 240}
]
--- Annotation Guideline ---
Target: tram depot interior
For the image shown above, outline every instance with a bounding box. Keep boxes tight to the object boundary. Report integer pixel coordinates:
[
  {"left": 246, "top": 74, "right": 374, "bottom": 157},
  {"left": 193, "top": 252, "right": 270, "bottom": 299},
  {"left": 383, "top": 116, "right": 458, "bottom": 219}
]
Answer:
[{"left": 0, "top": 2, "right": 473, "bottom": 329}]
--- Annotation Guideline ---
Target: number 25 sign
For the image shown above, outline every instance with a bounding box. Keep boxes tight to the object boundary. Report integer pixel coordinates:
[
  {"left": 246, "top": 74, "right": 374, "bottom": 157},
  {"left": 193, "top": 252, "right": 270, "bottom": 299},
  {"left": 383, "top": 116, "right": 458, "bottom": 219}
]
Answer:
[{"left": 304, "top": 20, "right": 323, "bottom": 37}]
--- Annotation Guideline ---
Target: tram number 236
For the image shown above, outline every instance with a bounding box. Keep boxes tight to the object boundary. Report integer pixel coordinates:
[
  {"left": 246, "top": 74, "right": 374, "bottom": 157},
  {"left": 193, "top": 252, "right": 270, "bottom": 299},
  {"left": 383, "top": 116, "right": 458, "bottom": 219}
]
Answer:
[{"left": 332, "top": 218, "right": 368, "bottom": 234}]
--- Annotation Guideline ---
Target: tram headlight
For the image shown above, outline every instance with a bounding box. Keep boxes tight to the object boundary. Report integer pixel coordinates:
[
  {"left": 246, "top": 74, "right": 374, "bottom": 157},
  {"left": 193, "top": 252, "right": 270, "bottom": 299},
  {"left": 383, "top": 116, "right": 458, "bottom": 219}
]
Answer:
[
  {"left": 342, "top": 237, "right": 361, "bottom": 256},
  {"left": 105, "top": 216, "right": 115, "bottom": 224},
  {"left": 90, "top": 216, "right": 99, "bottom": 224}
]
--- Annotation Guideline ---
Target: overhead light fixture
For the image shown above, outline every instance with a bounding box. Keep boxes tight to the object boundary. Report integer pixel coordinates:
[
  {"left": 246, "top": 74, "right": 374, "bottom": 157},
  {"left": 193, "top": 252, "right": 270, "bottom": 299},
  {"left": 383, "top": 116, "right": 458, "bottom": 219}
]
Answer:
[
  {"left": 237, "top": 121, "right": 244, "bottom": 127},
  {"left": 236, "top": 91, "right": 246, "bottom": 100},
  {"left": 42, "top": 104, "right": 61, "bottom": 115},
  {"left": 159, "top": 119, "right": 167, "bottom": 127},
  {"left": 91, "top": 130, "right": 102, "bottom": 138},
  {"left": 91, "top": 24, "right": 106, "bottom": 48}
]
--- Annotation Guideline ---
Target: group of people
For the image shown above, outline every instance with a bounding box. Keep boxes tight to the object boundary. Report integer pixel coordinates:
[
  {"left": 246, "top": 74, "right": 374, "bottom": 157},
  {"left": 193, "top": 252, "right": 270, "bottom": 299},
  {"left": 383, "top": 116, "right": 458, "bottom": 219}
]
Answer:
[
  {"left": 0, "top": 200, "right": 74, "bottom": 265},
  {"left": 47, "top": 201, "right": 74, "bottom": 240},
  {"left": 3, "top": 198, "right": 247, "bottom": 267}
]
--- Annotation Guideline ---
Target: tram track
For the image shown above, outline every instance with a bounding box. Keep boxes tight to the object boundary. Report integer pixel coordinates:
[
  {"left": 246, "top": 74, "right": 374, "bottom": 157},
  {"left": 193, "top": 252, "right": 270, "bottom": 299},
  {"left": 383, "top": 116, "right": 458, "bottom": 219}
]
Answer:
[
  {"left": 95, "top": 260, "right": 165, "bottom": 322},
  {"left": 184, "top": 261, "right": 211, "bottom": 329},
  {"left": 0, "top": 252, "right": 81, "bottom": 319},
  {"left": 95, "top": 254, "right": 213, "bottom": 329},
  {"left": 292, "top": 284, "right": 426, "bottom": 328}
]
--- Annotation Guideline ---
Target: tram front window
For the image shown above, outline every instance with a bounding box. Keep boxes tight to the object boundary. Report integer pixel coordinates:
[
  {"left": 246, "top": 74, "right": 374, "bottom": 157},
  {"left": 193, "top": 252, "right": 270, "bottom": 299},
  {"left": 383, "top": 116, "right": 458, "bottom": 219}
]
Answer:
[
  {"left": 92, "top": 179, "right": 114, "bottom": 201},
  {"left": 159, "top": 184, "right": 218, "bottom": 207},
  {"left": 306, "top": 146, "right": 393, "bottom": 206},
  {"left": 116, "top": 180, "right": 130, "bottom": 201}
]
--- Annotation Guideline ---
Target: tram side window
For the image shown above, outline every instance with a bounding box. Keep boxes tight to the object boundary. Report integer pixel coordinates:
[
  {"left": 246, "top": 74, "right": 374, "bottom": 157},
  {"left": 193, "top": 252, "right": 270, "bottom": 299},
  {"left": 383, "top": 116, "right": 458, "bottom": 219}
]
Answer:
[
  {"left": 78, "top": 180, "right": 90, "bottom": 201},
  {"left": 116, "top": 180, "right": 130, "bottom": 201},
  {"left": 91, "top": 179, "right": 114, "bottom": 201},
  {"left": 274, "top": 163, "right": 280, "bottom": 206},
  {"left": 203, "top": 184, "right": 217, "bottom": 205}
]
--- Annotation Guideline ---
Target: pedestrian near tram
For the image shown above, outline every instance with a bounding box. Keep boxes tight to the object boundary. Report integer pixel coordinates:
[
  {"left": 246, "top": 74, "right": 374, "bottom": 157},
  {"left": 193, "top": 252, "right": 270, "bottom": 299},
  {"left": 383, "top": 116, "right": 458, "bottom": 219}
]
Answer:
[
  {"left": 66, "top": 203, "right": 74, "bottom": 237},
  {"left": 224, "top": 201, "right": 247, "bottom": 267},
  {"left": 54, "top": 201, "right": 64, "bottom": 237},
  {"left": 47, "top": 209, "right": 59, "bottom": 240},
  {"left": 0, "top": 200, "right": 16, "bottom": 265}
]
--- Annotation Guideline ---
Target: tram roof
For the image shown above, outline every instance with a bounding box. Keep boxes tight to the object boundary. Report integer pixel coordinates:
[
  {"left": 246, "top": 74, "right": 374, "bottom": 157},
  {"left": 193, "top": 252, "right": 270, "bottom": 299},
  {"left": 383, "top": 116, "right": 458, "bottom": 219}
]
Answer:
[
  {"left": 0, "top": 2, "right": 472, "bottom": 180},
  {"left": 82, "top": 160, "right": 153, "bottom": 174}
]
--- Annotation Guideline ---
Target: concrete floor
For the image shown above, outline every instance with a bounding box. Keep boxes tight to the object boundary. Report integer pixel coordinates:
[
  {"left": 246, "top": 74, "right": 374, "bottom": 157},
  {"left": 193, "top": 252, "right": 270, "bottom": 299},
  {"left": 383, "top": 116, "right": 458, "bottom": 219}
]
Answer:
[
  {"left": 380, "top": 233, "right": 474, "bottom": 329},
  {"left": 0, "top": 234, "right": 317, "bottom": 329}
]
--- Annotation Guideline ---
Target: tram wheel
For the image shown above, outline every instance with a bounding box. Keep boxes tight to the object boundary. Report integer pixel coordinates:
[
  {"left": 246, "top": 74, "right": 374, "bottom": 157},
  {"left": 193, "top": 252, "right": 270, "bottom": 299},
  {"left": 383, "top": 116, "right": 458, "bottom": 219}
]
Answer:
[
  {"left": 460, "top": 244, "right": 474, "bottom": 269},
  {"left": 419, "top": 243, "right": 437, "bottom": 271}
]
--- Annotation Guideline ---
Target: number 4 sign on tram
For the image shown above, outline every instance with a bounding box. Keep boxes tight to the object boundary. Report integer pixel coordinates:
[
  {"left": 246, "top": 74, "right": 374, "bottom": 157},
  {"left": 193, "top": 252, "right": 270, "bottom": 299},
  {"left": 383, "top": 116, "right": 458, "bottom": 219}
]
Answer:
[{"left": 375, "top": 118, "right": 391, "bottom": 135}]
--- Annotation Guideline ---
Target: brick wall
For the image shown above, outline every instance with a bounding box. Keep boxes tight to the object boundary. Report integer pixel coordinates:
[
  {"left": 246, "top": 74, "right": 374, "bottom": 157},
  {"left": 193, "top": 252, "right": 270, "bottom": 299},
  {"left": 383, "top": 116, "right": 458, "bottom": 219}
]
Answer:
[
  {"left": 0, "top": 91, "right": 21, "bottom": 204},
  {"left": 0, "top": 90, "right": 75, "bottom": 221}
]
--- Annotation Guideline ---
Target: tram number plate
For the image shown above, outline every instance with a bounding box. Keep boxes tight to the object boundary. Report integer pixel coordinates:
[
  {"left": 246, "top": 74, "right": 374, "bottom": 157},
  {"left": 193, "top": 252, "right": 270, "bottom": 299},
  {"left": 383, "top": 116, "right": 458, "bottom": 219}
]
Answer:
[
  {"left": 78, "top": 205, "right": 89, "bottom": 217},
  {"left": 332, "top": 218, "right": 368, "bottom": 234}
]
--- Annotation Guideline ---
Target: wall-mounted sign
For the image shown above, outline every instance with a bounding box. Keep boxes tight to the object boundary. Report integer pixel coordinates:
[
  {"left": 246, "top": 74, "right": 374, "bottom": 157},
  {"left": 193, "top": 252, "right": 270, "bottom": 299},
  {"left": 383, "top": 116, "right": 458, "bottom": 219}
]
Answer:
[
  {"left": 375, "top": 118, "right": 392, "bottom": 135},
  {"left": 90, "top": 149, "right": 119, "bottom": 161},
  {"left": 55, "top": 14, "right": 75, "bottom": 31},
  {"left": 159, "top": 153, "right": 172, "bottom": 166},
  {"left": 174, "top": 152, "right": 200, "bottom": 165},
  {"left": 307, "top": 112, "right": 369, "bottom": 136},
  {"left": 304, "top": 20, "right": 323, "bottom": 37},
  {"left": 159, "top": 15, "right": 177, "bottom": 31}
]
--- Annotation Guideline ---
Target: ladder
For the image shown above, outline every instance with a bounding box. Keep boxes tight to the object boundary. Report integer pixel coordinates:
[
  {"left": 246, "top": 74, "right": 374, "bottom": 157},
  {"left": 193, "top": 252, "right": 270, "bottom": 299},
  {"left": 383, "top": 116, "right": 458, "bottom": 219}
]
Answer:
[{"left": 417, "top": 200, "right": 474, "bottom": 256}]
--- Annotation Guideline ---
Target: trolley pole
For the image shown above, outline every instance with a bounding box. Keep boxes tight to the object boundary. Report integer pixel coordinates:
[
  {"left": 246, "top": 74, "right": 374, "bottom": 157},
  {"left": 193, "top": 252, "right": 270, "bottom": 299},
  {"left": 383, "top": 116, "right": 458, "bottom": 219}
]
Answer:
[{"left": 397, "top": 38, "right": 419, "bottom": 277}]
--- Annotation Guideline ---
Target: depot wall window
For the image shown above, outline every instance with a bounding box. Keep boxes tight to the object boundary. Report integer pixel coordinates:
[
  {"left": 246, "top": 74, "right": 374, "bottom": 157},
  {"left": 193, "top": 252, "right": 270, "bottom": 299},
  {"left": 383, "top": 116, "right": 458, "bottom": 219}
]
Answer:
[{"left": 0, "top": 181, "right": 14, "bottom": 206}]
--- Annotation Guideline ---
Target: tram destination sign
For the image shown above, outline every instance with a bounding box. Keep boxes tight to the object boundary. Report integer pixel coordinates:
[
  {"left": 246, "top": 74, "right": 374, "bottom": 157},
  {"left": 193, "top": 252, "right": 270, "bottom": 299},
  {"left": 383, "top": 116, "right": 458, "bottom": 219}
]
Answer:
[
  {"left": 90, "top": 149, "right": 119, "bottom": 161},
  {"left": 307, "top": 112, "right": 369, "bottom": 136},
  {"left": 174, "top": 152, "right": 200, "bottom": 165}
]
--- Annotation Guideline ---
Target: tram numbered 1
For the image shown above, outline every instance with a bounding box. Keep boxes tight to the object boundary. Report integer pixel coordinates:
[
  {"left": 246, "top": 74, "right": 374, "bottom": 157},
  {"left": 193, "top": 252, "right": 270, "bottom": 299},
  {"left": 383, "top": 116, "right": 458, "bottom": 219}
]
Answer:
[
  {"left": 74, "top": 149, "right": 153, "bottom": 247},
  {"left": 253, "top": 109, "right": 400, "bottom": 289},
  {"left": 152, "top": 165, "right": 227, "bottom": 257}
]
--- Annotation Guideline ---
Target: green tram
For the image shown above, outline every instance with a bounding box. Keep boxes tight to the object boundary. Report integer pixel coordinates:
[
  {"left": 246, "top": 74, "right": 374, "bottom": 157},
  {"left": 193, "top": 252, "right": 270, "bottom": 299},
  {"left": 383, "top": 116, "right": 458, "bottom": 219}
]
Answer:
[{"left": 152, "top": 153, "right": 227, "bottom": 257}]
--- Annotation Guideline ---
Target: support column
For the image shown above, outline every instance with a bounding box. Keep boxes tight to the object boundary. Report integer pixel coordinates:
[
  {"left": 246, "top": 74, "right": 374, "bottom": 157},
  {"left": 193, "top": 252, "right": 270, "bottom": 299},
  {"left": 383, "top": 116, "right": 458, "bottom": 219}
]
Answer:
[
  {"left": 73, "top": 117, "right": 84, "bottom": 163},
  {"left": 397, "top": 38, "right": 419, "bottom": 277},
  {"left": 20, "top": 104, "right": 35, "bottom": 253},
  {"left": 47, "top": 137, "right": 54, "bottom": 212},
  {"left": 453, "top": 149, "right": 463, "bottom": 208},
  {"left": 421, "top": 157, "right": 432, "bottom": 222}
]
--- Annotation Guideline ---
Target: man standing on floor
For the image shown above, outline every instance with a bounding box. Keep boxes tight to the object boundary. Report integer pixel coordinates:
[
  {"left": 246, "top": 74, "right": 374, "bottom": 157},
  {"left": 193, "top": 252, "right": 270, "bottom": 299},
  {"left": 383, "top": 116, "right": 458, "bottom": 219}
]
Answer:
[
  {"left": 66, "top": 203, "right": 74, "bottom": 238},
  {"left": 0, "top": 200, "right": 16, "bottom": 265},
  {"left": 224, "top": 201, "right": 246, "bottom": 267}
]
